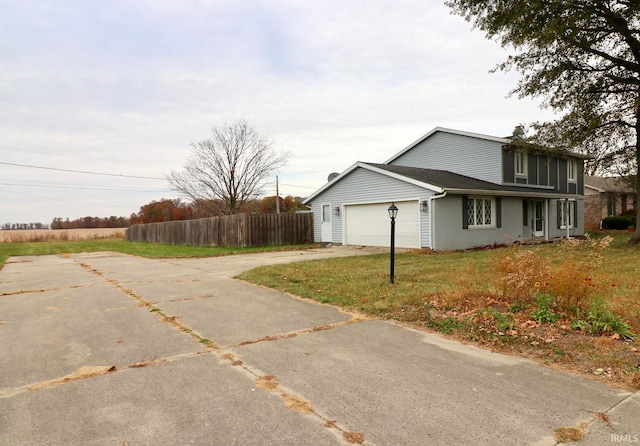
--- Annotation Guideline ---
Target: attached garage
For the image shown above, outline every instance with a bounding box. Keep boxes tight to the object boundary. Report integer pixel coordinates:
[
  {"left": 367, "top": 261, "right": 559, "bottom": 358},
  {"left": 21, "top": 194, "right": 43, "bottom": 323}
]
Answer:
[{"left": 344, "top": 200, "right": 420, "bottom": 248}]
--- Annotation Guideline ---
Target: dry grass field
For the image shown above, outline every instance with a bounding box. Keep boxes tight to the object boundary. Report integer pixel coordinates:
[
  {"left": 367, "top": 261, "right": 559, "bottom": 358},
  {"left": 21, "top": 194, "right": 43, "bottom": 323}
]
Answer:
[{"left": 0, "top": 228, "right": 126, "bottom": 243}]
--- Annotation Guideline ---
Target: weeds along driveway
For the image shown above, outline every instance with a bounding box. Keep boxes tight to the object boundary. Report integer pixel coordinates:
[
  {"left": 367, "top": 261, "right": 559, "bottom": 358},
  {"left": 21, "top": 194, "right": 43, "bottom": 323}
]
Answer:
[{"left": 0, "top": 247, "right": 638, "bottom": 446}]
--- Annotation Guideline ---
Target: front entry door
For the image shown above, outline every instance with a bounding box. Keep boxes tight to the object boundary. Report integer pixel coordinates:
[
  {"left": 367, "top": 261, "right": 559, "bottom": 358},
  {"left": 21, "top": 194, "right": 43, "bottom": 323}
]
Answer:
[
  {"left": 321, "top": 203, "right": 332, "bottom": 242},
  {"left": 534, "top": 201, "right": 545, "bottom": 237}
]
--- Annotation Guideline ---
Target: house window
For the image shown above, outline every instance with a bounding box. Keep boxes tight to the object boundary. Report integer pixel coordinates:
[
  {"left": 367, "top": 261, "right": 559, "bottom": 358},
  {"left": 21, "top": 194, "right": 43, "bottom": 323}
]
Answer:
[
  {"left": 322, "top": 204, "right": 331, "bottom": 223},
  {"left": 607, "top": 195, "right": 616, "bottom": 216},
  {"left": 467, "top": 197, "right": 495, "bottom": 228},
  {"left": 559, "top": 200, "right": 577, "bottom": 229},
  {"left": 515, "top": 152, "right": 527, "bottom": 177},
  {"left": 568, "top": 159, "right": 577, "bottom": 182}
]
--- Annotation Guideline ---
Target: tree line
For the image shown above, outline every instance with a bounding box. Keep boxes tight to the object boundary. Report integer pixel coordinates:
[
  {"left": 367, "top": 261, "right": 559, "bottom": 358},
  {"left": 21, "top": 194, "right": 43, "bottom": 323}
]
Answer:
[
  {"left": 130, "top": 196, "right": 308, "bottom": 224},
  {"left": 2, "top": 222, "right": 50, "bottom": 230},
  {"left": 2, "top": 195, "right": 309, "bottom": 231}
]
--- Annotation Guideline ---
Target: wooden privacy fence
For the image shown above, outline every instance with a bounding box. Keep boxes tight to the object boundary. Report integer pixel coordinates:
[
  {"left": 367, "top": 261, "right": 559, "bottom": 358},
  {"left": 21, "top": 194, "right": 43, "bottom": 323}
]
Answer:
[{"left": 125, "top": 213, "right": 313, "bottom": 248}]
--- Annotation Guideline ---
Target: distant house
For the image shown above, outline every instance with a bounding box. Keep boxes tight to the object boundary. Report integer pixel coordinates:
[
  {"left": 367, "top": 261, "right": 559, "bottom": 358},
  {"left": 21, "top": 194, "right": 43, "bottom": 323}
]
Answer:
[
  {"left": 304, "top": 127, "right": 589, "bottom": 250},
  {"left": 584, "top": 176, "right": 637, "bottom": 230}
]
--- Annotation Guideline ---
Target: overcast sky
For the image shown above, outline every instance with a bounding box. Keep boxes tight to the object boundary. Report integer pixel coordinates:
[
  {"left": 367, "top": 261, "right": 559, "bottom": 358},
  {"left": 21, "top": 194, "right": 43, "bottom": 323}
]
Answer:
[{"left": 0, "top": 0, "right": 556, "bottom": 225}]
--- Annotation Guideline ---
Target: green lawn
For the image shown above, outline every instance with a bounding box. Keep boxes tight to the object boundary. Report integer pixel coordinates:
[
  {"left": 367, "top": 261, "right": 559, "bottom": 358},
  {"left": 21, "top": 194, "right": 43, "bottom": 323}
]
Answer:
[
  {"left": 241, "top": 232, "right": 639, "bottom": 317},
  {"left": 0, "top": 239, "right": 318, "bottom": 269},
  {"left": 239, "top": 232, "right": 640, "bottom": 389}
]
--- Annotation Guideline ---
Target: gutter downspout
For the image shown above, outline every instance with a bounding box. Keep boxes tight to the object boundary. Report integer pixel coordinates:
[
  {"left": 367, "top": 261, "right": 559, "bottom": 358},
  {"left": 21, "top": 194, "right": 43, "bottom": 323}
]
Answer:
[{"left": 428, "top": 191, "right": 448, "bottom": 250}]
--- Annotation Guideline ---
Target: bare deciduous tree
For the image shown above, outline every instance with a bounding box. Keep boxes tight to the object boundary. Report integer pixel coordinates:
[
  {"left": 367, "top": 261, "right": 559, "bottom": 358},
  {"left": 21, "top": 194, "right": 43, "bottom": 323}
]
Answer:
[{"left": 166, "top": 119, "right": 290, "bottom": 215}]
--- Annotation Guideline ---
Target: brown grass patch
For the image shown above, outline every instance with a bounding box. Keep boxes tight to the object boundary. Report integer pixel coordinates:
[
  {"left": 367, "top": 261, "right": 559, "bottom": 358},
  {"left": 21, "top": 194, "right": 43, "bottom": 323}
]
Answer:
[
  {"left": 218, "top": 351, "right": 243, "bottom": 365},
  {"left": 0, "top": 228, "right": 126, "bottom": 243},
  {"left": 235, "top": 332, "right": 299, "bottom": 346},
  {"left": 256, "top": 375, "right": 280, "bottom": 392},
  {"left": 282, "top": 393, "right": 315, "bottom": 414},
  {"left": 129, "top": 358, "right": 166, "bottom": 368},
  {"left": 554, "top": 423, "right": 586, "bottom": 442},
  {"left": 343, "top": 431, "right": 366, "bottom": 444},
  {"left": 28, "top": 365, "right": 116, "bottom": 391}
]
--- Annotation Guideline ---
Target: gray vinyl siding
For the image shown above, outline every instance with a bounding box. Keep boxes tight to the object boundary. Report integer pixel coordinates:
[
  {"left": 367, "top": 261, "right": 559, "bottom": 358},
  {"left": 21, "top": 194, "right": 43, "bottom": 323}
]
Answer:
[
  {"left": 527, "top": 153, "right": 537, "bottom": 183},
  {"left": 578, "top": 162, "right": 584, "bottom": 194},
  {"left": 432, "top": 195, "right": 526, "bottom": 250},
  {"left": 308, "top": 167, "right": 434, "bottom": 246},
  {"left": 390, "top": 132, "right": 502, "bottom": 184},
  {"left": 549, "top": 158, "right": 558, "bottom": 189},
  {"left": 538, "top": 156, "right": 548, "bottom": 186},
  {"left": 503, "top": 150, "right": 515, "bottom": 183},
  {"left": 558, "top": 159, "right": 568, "bottom": 193}
]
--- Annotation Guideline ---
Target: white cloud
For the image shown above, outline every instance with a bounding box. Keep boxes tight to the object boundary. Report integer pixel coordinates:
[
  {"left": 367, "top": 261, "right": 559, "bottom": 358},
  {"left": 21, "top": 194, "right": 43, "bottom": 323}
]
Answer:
[{"left": 0, "top": 0, "right": 554, "bottom": 224}]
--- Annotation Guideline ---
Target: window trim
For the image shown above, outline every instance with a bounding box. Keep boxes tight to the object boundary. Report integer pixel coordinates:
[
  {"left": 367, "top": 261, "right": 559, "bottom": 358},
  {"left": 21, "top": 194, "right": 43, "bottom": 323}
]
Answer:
[
  {"left": 515, "top": 151, "right": 527, "bottom": 177},
  {"left": 567, "top": 159, "right": 577, "bottom": 183},
  {"left": 559, "top": 199, "right": 577, "bottom": 229},
  {"left": 466, "top": 196, "right": 496, "bottom": 229},
  {"left": 322, "top": 203, "right": 331, "bottom": 223},
  {"left": 607, "top": 195, "right": 616, "bottom": 216}
]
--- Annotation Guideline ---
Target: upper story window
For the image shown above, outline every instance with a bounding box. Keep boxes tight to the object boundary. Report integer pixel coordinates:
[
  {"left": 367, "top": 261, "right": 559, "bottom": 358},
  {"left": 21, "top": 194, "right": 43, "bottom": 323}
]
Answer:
[
  {"left": 515, "top": 151, "right": 527, "bottom": 177},
  {"left": 568, "top": 159, "right": 577, "bottom": 182}
]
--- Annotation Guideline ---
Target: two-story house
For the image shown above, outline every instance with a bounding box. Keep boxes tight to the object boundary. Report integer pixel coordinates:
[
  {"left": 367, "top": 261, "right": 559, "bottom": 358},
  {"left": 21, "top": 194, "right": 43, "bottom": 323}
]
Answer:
[{"left": 303, "top": 127, "right": 588, "bottom": 250}]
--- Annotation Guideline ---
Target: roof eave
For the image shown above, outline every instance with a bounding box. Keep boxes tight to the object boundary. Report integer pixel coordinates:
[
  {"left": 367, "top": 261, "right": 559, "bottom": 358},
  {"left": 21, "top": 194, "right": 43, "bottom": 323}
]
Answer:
[
  {"left": 445, "top": 188, "right": 583, "bottom": 199},
  {"left": 303, "top": 162, "right": 445, "bottom": 204}
]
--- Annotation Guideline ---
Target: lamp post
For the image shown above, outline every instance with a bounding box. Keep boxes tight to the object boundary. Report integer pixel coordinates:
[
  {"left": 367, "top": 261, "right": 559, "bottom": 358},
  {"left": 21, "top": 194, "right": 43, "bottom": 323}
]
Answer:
[{"left": 388, "top": 203, "right": 398, "bottom": 284}]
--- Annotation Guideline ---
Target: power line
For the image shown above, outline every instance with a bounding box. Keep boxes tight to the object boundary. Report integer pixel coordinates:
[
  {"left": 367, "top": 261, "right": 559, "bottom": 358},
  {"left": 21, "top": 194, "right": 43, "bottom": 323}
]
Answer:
[
  {"left": 0, "top": 187, "right": 140, "bottom": 209},
  {"left": 0, "top": 146, "right": 170, "bottom": 168},
  {"left": 0, "top": 182, "right": 169, "bottom": 193},
  {"left": 0, "top": 161, "right": 164, "bottom": 180},
  {"left": 279, "top": 182, "right": 319, "bottom": 190}
]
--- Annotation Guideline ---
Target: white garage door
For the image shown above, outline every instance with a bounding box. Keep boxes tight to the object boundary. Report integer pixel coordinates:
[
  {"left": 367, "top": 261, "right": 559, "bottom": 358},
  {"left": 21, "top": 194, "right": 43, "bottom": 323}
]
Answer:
[{"left": 344, "top": 201, "right": 420, "bottom": 248}]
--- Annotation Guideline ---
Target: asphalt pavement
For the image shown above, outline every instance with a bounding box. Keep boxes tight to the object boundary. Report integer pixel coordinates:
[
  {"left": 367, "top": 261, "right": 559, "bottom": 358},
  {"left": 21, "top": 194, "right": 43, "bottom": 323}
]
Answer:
[{"left": 0, "top": 246, "right": 638, "bottom": 445}]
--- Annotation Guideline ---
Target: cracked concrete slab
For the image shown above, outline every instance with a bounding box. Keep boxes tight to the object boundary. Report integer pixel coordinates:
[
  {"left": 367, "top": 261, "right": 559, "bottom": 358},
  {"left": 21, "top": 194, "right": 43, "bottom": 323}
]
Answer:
[
  {"left": 1, "top": 354, "right": 339, "bottom": 446},
  {"left": 576, "top": 392, "right": 640, "bottom": 445},
  {"left": 233, "top": 319, "right": 634, "bottom": 446},
  {"left": 0, "top": 283, "right": 134, "bottom": 321},
  {"left": 1, "top": 249, "right": 638, "bottom": 446},
  {"left": 0, "top": 303, "right": 200, "bottom": 390},
  {"left": 160, "top": 280, "right": 352, "bottom": 347},
  {"left": 0, "top": 256, "right": 100, "bottom": 294}
]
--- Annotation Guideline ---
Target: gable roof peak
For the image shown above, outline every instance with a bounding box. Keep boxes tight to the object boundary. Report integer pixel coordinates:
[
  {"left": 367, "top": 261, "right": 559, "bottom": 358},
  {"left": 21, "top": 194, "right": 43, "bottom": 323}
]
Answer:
[{"left": 384, "top": 126, "right": 510, "bottom": 164}]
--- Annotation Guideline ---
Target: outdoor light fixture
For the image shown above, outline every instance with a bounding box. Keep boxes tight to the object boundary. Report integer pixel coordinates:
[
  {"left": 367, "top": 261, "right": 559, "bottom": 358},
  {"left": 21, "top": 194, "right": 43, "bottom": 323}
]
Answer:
[
  {"left": 334, "top": 206, "right": 341, "bottom": 216},
  {"left": 388, "top": 203, "right": 398, "bottom": 220},
  {"left": 420, "top": 200, "right": 428, "bottom": 212},
  {"left": 388, "top": 203, "right": 398, "bottom": 284}
]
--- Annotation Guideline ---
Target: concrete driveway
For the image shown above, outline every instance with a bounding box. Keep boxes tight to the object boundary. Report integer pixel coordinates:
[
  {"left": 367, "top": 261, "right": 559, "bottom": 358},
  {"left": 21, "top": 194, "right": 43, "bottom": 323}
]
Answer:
[{"left": 1, "top": 247, "right": 638, "bottom": 445}]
